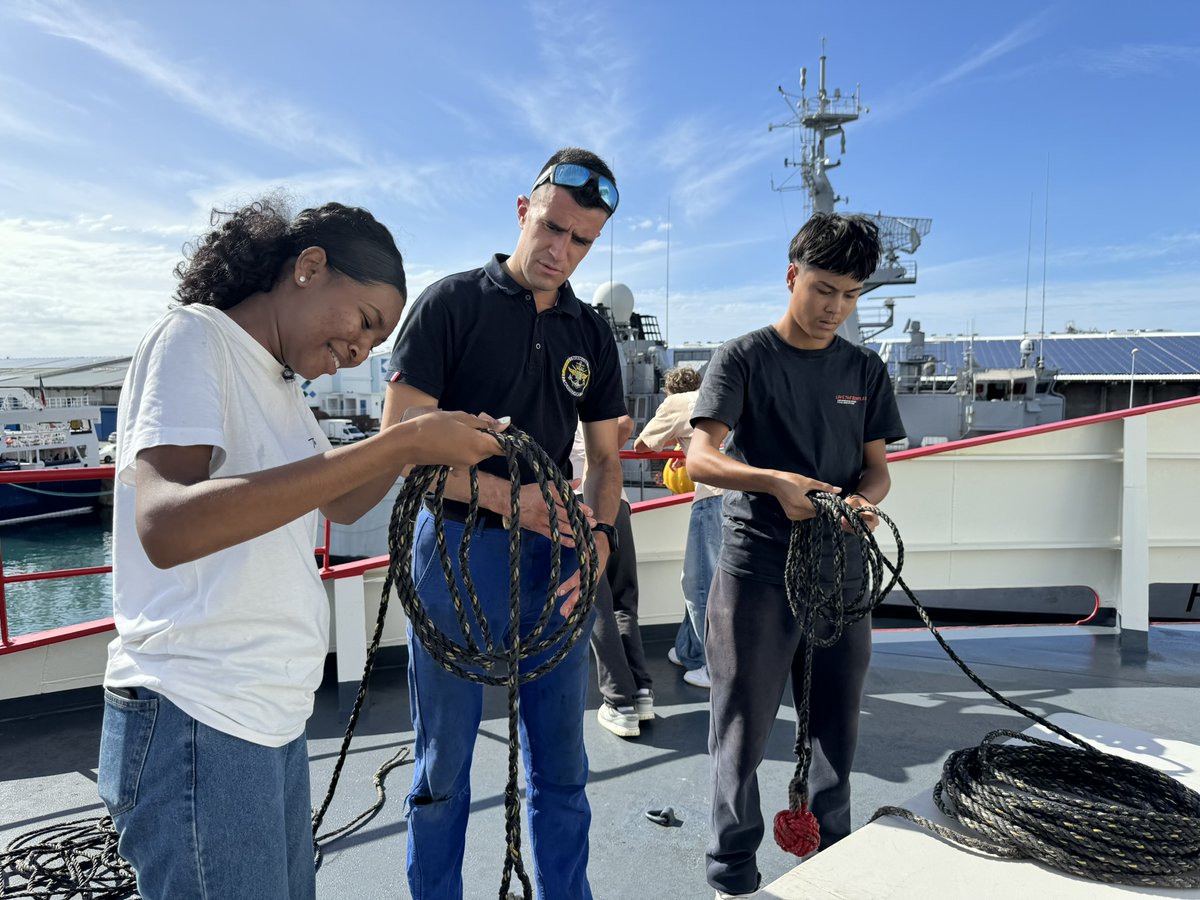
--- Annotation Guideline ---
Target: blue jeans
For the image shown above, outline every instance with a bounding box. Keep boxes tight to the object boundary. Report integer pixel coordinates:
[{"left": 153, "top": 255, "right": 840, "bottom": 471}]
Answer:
[
  {"left": 674, "top": 494, "right": 723, "bottom": 670},
  {"left": 406, "top": 509, "right": 594, "bottom": 900},
  {"left": 97, "top": 687, "right": 315, "bottom": 900}
]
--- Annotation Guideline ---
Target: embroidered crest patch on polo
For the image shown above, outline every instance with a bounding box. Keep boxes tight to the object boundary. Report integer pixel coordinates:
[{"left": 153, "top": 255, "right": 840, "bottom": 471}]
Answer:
[{"left": 561, "top": 356, "right": 591, "bottom": 397}]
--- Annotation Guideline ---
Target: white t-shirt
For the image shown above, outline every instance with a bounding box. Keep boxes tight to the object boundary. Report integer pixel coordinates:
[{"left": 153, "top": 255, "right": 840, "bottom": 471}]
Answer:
[
  {"left": 570, "top": 423, "right": 630, "bottom": 505},
  {"left": 105, "top": 304, "right": 332, "bottom": 747}
]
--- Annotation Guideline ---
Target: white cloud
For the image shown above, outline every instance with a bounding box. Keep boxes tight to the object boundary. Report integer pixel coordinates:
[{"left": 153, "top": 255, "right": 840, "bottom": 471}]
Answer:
[
  {"left": 13, "top": 0, "right": 369, "bottom": 165},
  {"left": 893, "top": 270, "right": 1200, "bottom": 337},
  {"left": 1080, "top": 44, "right": 1200, "bottom": 76},
  {"left": 0, "top": 217, "right": 179, "bottom": 356},
  {"left": 652, "top": 118, "right": 779, "bottom": 222},
  {"left": 499, "top": 0, "right": 635, "bottom": 153},
  {"left": 629, "top": 239, "right": 667, "bottom": 254},
  {"left": 867, "top": 12, "right": 1051, "bottom": 125},
  {"left": 0, "top": 104, "right": 65, "bottom": 144}
]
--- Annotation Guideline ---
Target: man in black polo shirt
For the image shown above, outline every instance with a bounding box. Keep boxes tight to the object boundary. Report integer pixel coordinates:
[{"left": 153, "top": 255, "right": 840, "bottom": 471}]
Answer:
[{"left": 382, "top": 147, "right": 625, "bottom": 900}]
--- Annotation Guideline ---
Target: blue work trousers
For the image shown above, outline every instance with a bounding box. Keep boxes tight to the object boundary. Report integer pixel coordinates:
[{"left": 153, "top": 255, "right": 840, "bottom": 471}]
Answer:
[{"left": 405, "top": 508, "right": 594, "bottom": 900}]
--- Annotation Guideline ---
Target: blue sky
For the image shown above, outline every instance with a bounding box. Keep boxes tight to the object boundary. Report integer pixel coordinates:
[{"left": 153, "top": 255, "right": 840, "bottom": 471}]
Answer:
[{"left": 2, "top": 0, "right": 1198, "bottom": 358}]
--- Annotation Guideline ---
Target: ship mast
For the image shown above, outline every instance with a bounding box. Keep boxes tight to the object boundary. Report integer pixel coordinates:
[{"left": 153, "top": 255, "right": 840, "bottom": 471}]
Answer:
[{"left": 770, "top": 40, "right": 931, "bottom": 343}]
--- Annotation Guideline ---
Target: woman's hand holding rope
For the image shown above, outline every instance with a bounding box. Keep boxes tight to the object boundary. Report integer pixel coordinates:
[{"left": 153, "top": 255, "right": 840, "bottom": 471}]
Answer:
[{"left": 396, "top": 406, "right": 508, "bottom": 467}]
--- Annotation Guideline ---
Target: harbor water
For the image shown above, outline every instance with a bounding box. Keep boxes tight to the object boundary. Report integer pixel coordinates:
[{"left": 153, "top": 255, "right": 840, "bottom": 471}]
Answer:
[
  {"left": 0, "top": 504, "right": 1111, "bottom": 640},
  {"left": 0, "top": 511, "right": 113, "bottom": 637}
]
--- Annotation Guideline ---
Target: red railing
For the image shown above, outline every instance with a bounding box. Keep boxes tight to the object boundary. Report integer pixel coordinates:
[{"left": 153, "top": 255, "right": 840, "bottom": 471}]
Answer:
[
  {"left": 7, "top": 394, "right": 1198, "bottom": 655},
  {"left": 0, "top": 451, "right": 687, "bottom": 653},
  {"left": 0, "top": 464, "right": 115, "bottom": 649}
]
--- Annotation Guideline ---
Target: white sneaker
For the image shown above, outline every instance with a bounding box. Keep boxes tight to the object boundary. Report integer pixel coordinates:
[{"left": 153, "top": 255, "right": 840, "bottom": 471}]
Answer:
[
  {"left": 667, "top": 647, "right": 685, "bottom": 667},
  {"left": 597, "top": 704, "right": 640, "bottom": 738},
  {"left": 634, "top": 688, "right": 654, "bottom": 721},
  {"left": 684, "top": 665, "right": 711, "bottom": 689}
]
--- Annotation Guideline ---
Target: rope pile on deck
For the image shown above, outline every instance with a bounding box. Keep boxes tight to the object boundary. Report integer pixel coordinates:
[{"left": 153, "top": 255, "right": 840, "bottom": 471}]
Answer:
[
  {"left": 782, "top": 491, "right": 1200, "bottom": 887},
  {"left": 0, "top": 817, "right": 133, "bottom": 899}
]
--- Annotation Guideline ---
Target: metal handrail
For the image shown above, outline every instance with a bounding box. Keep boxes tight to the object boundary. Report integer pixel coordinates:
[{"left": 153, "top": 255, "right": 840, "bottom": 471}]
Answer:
[
  {"left": 10, "top": 394, "right": 1197, "bottom": 654},
  {"left": 0, "top": 451, "right": 685, "bottom": 650}
]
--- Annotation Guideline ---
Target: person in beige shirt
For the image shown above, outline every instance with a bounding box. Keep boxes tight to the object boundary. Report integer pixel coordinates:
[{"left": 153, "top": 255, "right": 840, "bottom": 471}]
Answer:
[{"left": 634, "top": 366, "right": 724, "bottom": 688}]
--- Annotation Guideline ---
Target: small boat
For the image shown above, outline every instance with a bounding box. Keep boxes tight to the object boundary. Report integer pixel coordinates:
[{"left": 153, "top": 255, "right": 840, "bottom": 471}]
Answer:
[{"left": 0, "top": 389, "right": 106, "bottom": 527}]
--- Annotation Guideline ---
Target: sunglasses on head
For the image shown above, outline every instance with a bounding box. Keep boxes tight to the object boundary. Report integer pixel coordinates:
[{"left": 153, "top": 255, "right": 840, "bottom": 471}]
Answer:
[{"left": 531, "top": 163, "right": 619, "bottom": 214}]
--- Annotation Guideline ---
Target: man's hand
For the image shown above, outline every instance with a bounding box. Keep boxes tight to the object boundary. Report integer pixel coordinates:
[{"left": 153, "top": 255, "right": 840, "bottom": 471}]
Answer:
[
  {"left": 555, "top": 531, "right": 611, "bottom": 618},
  {"left": 769, "top": 471, "right": 840, "bottom": 521},
  {"left": 509, "top": 478, "right": 594, "bottom": 547},
  {"left": 841, "top": 494, "right": 879, "bottom": 533}
]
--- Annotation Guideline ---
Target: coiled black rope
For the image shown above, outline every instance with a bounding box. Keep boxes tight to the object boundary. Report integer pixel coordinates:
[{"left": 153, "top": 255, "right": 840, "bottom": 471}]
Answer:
[
  {"left": 310, "top": 424, "right": 599, "bottom": 900},
  {"left": 787, "top": 491, "right": 1200, "bottom": 887},
  {"left": 0, "top": 817, "right": 133, "bottom": 899},
  {"left": 2, "top": 425, "right": 598, "bottom": 900}
]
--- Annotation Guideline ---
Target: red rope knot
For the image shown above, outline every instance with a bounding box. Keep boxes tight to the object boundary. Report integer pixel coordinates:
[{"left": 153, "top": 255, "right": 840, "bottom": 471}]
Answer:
[{"left": 774, "top": 804, "right": 820, "bottom": 856}]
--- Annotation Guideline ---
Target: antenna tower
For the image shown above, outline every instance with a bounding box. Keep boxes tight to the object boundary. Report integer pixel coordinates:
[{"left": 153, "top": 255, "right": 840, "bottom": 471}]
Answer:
[{"left": 769, "top": 40, "right": 933, "bottom": 338}]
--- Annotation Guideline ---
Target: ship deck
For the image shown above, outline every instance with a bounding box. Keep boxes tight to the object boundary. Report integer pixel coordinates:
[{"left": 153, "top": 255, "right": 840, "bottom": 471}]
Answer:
[{"left": 4, "top": 621, "right": 1200, "bottom": 899}]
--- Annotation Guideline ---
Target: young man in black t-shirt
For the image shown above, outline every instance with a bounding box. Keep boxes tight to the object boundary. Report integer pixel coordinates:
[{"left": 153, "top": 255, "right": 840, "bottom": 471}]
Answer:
[{"left": 687, "top": 212, "right": 906, "bottom": 898}]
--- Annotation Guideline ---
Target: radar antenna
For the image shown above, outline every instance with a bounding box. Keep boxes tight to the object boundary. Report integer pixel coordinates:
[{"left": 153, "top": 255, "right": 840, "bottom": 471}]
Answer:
[{"left": 769, "top": 40, "right": 933, "bottom": 341}]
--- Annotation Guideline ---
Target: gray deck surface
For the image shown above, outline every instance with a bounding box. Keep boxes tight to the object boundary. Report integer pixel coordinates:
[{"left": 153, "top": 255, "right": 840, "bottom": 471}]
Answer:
[{"left": 3, "top": 622, "right": 1200, "bottom": 899}]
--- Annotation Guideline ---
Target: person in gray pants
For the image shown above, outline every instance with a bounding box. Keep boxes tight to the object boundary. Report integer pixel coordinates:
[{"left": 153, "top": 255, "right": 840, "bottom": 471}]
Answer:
[
  {"left": 573, "top": 416, "right": 654, "bottom": 738},
  {"left": 687, "top": 212, "right": 906, "bottom": 897}
]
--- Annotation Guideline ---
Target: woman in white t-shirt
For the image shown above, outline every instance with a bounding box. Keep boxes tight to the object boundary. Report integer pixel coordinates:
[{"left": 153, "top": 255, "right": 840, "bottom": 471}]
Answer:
[{"left": 97, "top": 198, "right": 503, "bottom": 900}]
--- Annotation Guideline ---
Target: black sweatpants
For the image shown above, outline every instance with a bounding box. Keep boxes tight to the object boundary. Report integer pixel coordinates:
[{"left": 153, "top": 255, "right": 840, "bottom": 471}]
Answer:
[
  {"left": 589, "top": 500, "right": 653, "bottom": 708},
  {"left": 705, "top": 566, "right": 872, "bottom": 894}
]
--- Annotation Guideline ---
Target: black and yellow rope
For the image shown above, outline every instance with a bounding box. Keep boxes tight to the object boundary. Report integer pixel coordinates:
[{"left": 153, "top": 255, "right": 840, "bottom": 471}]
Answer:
[
  {"left": 311, "top": 425, "right": 599, "bottom": 900},
  {"left": 784, "top": 491, "right": 1200, "bottom": 887}
]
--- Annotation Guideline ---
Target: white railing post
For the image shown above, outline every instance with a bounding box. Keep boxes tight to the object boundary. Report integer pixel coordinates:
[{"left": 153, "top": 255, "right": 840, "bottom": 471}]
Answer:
[
  {"left": 1119, "top": 414, "right": 1150, "bottom": 652},
  {"left": 333, "top": 573, "right": 368, "bottom": 712}
]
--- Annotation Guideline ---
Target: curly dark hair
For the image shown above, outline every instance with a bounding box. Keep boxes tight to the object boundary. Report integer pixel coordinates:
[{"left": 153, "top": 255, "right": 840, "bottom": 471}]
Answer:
[
  {"left": 663, "top": 366, "right": 702, "bottom": 394},
  {"left": 174, "top": 196, "right": 406, "bottom": 309},
  {"left": 787, "top": 212, "right": 882, "bottom": 282}
]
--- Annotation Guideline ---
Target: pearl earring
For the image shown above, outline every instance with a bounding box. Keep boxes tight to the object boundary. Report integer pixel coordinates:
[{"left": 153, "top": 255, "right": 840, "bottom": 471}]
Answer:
[{"left": 299, "top": 276, "right": 307, "bottom": 283}]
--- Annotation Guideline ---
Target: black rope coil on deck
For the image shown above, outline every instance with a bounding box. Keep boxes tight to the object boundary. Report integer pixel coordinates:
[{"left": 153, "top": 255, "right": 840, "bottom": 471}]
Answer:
[
  {"left": 311, "top": 425, "right": 599, "bottom": 900},
  {"left": 0, "top": 817, "right": 134, "bottom": 899},
  {"left": 790, "top": 491, "right": 1200, "bottom": 887}
]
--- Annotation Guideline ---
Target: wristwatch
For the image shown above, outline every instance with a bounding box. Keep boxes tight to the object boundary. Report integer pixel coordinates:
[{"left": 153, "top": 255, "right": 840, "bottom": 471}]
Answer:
[{"left": 592, "top": 522, "right": 619, "bottom": 553}]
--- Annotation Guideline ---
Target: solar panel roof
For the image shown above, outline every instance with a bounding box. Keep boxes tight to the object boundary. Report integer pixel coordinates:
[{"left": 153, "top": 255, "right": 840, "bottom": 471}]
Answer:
[{"left": 870, "top": 334, "right": 1200, "bottom": 380}]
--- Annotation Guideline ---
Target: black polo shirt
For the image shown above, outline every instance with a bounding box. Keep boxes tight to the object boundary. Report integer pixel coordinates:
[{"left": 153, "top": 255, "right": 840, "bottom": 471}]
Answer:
[{"left": 388, "top": 254, "right": 626, "bottom": 483}]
